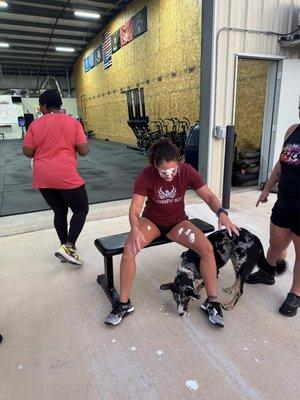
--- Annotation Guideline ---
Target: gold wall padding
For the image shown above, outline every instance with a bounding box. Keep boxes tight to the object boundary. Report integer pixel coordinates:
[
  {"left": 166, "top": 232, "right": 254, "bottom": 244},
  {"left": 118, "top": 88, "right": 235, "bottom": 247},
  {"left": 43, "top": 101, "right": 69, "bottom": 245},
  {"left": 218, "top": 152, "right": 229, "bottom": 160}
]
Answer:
[
  {"left": 73, "top": 0, "right": 201, "bottom": 144},
  {"left": 235, "top": 60, "right": 269, "bottom": 152}
]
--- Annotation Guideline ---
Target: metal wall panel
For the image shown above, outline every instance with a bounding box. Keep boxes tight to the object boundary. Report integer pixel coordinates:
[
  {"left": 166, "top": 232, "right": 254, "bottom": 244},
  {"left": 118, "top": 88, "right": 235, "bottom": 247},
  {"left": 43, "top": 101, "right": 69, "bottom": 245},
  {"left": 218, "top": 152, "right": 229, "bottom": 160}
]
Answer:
[{"left": 210, "top": 0, "right": 300, "bottom": 195}]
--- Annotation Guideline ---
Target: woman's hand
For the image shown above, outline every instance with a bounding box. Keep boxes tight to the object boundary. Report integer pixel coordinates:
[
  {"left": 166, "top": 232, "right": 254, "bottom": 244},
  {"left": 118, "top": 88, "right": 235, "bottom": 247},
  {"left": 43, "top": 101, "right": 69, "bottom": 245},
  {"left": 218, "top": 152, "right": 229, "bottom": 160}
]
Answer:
[
  {"left": 256, "top": 187, "right": 270, "bottom": 207},
  {"left": 128, "top": 227, "right": 146, "bottom": 255},
  {"left": 218, "top": 213, "right": 240, "bottom": 236}
]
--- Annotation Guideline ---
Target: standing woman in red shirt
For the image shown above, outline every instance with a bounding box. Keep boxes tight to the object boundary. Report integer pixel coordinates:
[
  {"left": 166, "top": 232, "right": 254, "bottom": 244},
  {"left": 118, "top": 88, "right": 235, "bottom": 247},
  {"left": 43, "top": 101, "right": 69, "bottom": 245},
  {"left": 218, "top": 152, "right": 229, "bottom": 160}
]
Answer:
[
  {"left": 105, "top": 139, "right": 239, "bottom": 327},
  {"left": 23, "top": 90, "right": 89, "bottom": 266}
]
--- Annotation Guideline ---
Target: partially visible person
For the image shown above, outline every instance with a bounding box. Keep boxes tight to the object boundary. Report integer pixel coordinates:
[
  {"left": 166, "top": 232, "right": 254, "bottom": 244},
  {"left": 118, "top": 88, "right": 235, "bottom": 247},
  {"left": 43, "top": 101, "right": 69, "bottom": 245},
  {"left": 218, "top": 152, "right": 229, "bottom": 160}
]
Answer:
[
  {"left": 105, "top": 139, "right": 239, "bottom": 327},
  {"left": 23, "top": 89, "right": 89, "bottom": 266},
  {"left": 77, "top": 117, "right": 85, "bottom": 132},
  {"left": 246, "top": 108, "right": 300, "bottom": 317}
]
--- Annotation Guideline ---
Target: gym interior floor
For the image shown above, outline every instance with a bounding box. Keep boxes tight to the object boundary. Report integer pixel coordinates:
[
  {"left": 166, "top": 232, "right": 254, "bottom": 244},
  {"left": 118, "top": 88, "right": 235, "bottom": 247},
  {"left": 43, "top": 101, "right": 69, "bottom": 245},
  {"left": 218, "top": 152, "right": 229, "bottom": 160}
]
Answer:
[{"left": 0, "top": 139, "right": 147, "bottom": 217}]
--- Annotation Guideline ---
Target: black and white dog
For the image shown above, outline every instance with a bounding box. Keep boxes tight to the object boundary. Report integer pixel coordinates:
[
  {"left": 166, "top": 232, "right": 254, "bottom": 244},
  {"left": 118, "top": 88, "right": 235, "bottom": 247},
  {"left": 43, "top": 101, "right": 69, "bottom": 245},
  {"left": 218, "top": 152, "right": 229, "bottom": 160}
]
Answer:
[{"left": 160, "top": 228, "right": 287, "bottom": 315}]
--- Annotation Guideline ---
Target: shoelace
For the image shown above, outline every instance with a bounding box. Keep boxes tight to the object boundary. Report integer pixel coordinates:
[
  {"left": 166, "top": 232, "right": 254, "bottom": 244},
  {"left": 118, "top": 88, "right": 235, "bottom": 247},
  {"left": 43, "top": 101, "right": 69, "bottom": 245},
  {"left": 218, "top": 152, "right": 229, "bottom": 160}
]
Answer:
[
  {"left": 208, "top": 302, "right": 223, "bottom": 317},
  {"left": 66, "top": 246, "right": 79, "bottom": 259},
  {"left": 112, "top": 302, "right": 124, "bottom": 315},
  {"left": 286, "top": 293, "right": 297, "bottom": 306}
]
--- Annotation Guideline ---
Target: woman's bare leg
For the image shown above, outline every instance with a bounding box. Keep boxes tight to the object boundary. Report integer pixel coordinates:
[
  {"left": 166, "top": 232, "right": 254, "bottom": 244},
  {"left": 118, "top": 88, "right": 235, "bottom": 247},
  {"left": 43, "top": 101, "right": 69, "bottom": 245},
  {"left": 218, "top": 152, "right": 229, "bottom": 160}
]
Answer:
[
  {"left": 267, "top": 222, "right": 292, "bottom": 266},
  {"left": 166, "top": 220, "right": 217, "bottom": 300},
  {"left": 290, "top": 233, "right": 300, "bottom": 296},
  {"left": 119, "top": 218, "right": 161, "bottom": 302}
]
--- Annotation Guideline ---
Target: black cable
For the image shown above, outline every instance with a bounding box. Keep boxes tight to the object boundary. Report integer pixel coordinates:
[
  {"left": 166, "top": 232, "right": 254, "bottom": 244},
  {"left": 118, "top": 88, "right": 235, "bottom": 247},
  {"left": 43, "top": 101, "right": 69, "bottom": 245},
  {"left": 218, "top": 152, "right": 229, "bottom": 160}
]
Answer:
[{"left": 34, "top": 0, "right": 71, "bottom": 93}]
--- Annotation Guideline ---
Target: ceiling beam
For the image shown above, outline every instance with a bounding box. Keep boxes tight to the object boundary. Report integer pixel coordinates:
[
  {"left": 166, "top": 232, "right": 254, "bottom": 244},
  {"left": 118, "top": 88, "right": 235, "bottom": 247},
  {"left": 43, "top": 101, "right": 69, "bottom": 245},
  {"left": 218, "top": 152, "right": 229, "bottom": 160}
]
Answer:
[
  {"left": 2, "top": 67, "right": 68, "bottom": 72},
  {"left": 9, "top": 0, "right": 119, "bottom": 13},
  {"left": 0, "top": 28, "right": 91, "bottom": 40},
  {"left": 0, "top": 46, "right": 80, "bottom": 55},
  {"left": 0, "top": 57, "right": 74, "bottom": 65},
  {"left": 2, "top": 70, "right": 67, "bottom": 75},
  {"left": 1, "top": 4, "right": 112, "bottom": 20},
  {"left": 0, "top": 37, "right": 87, "bottom": 48},
  {"left": 0, "top": 18, "right": 98, "bottom": 33}
]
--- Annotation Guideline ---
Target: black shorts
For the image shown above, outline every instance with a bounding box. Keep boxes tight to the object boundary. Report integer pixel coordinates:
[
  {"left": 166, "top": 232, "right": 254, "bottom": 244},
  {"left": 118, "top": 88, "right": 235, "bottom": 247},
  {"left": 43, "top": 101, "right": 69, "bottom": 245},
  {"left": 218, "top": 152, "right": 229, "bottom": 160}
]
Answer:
[
  {"left": 156, "top": 223, "right": 178, "bottom": 235},
  {"left": 270, "top": 199, "right": 300, "bottom": 236},
  {"left": 146, "top": 220, "right": 187, "bottom": 236}
]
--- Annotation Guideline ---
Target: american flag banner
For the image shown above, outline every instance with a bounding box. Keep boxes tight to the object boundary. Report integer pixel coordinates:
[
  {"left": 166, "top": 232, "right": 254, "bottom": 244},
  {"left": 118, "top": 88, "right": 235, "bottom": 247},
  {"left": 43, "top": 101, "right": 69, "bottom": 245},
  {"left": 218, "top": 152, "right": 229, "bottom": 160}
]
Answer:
[{"left": 102, "top": 28, "right": 112, "bottom": 69}]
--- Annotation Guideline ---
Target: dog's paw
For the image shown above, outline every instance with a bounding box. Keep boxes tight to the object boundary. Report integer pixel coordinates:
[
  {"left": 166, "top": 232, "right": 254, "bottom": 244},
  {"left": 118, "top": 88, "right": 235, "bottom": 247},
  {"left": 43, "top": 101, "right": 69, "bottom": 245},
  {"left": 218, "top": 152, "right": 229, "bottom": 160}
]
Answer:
[
  {"left": 222, "top": 287, "right": 232, "bottom": 294},
  {"left": 221, "top": 303, "right": 234, "bottom": 311}
]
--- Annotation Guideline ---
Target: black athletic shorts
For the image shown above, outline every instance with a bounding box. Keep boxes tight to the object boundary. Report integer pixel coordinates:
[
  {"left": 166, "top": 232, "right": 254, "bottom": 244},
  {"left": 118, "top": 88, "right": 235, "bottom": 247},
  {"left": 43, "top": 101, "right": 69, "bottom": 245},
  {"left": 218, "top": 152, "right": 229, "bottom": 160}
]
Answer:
[
  {"left": 156, "top": 223, "right": 178, "bottom": 235},
  {"left": 270, "top": 198, "right": 300, "bottom": 236}
]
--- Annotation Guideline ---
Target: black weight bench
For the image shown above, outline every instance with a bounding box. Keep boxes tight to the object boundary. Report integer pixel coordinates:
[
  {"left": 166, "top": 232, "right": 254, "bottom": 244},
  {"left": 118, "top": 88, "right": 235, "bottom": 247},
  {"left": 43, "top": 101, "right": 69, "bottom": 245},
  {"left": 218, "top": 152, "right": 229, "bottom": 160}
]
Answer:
[{"left": 94, "top": 218, "right": 214, "bottom": 304}]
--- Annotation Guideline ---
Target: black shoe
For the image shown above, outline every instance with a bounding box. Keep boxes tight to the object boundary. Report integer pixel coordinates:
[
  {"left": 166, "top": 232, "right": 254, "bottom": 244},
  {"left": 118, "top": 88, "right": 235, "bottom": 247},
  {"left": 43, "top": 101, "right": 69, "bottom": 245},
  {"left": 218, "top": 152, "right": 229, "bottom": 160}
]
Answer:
[
  {"left": 200, "top": 299, "right": 224, "bottom": 327},
  {"left": 105, "top": 300, "right": 134, "bottom": 325},
  {"left": 279, "top": 293, "right": 300, "bottom": 317},
  {"left": 0, "top": 334, "right": 2, "bottom": 343},
  {"left": 245, "top": 270, "right": 275, "bottom": 285}
]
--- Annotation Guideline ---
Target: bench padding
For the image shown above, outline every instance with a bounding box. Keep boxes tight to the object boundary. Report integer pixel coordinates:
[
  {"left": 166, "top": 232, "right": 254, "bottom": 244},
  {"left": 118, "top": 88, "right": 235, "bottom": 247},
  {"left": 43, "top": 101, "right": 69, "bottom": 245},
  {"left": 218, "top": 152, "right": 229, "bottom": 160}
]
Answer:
[{"left": 94, "top": 218, "right": 214, "bottom": 257}]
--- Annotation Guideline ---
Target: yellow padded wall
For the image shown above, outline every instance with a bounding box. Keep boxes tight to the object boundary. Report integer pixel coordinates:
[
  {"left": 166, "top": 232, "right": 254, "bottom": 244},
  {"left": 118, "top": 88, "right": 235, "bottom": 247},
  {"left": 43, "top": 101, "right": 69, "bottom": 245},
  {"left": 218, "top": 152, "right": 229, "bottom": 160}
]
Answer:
[
  {"left": 235, "top": 60, "right": 268, "bottom": 152},
  {"left": 73, "top": 0, "right": 201, "bottom": 144}
]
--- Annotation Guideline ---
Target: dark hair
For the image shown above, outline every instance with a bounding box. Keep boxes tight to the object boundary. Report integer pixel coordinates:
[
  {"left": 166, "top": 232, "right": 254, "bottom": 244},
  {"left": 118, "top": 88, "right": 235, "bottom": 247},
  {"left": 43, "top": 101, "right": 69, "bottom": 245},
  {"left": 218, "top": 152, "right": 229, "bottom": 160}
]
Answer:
[
  {"left": 39, "top": 89, "right": 62, "bottom": 109},
  {"left": 148, "top": 139, "right": 180, "bottom": 166}
]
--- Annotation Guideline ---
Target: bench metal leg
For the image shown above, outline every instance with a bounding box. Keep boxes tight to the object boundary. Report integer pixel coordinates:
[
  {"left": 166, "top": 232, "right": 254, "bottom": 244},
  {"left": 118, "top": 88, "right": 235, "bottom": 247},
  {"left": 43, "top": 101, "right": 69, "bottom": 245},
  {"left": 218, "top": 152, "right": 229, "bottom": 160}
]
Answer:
[{"left": 97, "top": 256, "right": 119, "bottom": 305}]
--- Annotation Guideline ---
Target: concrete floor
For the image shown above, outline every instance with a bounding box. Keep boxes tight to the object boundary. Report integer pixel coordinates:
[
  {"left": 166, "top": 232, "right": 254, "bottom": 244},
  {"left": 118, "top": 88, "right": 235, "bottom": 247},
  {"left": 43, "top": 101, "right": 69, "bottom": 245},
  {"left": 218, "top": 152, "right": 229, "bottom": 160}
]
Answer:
[{"left": 0, "top": 191, "right": 299, "bottom": 400}]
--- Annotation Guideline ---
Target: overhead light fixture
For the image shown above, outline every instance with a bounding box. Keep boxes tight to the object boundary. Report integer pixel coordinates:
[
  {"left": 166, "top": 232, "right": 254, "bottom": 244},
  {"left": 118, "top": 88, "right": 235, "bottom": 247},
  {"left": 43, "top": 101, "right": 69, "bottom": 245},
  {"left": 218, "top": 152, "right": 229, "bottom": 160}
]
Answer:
[
  {"left": 0, "top": 1, "right": 8, "bottom": 8},
  {"left": 74, "top": 10, "right": 100, "bottom": 19},
  {"left": 0, "top": 42, "right": 9, "bottom": 48},
  {"left": 55, "top": 46, "right": 75, "bottom": 52}
]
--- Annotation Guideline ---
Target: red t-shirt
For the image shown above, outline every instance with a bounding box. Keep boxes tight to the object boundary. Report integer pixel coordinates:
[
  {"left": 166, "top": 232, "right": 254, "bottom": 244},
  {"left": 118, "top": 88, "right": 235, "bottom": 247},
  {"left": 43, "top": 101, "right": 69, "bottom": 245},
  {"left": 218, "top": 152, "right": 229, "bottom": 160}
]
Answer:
[
  {"left": 134, "top": 163, "right": 205, "bottom": 226},
  {"left": 23, "top": 113, "right": 87, "bottom": 189}
]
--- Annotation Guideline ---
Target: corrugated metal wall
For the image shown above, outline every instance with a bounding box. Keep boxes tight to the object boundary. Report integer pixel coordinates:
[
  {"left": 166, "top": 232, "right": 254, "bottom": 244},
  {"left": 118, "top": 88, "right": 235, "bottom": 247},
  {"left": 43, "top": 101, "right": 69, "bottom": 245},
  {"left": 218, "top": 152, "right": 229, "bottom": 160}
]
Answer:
[{"left": 210, "top": 0, "right": 300, "bottom": 195}]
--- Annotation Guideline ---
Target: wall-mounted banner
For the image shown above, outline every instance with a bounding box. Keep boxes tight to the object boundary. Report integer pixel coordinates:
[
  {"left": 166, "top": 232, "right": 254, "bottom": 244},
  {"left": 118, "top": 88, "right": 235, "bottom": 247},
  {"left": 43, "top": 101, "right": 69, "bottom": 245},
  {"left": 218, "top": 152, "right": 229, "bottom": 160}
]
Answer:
[
  {"left": 120, "top": 19, "right": 133, "bottom": 47},
  {"left": 133, "top": 6, "right": 147, "bottom": 38},
  {"left": 95, "top": 45, "right": 102, "bottom": 64},
  {"left": 84, "top": 57, "right": 91, "bottom": 72},
  {"left": 111, "top": 30, "right": 121, "bottom": 53},
  {"left": 102, "top": 28, "right": 112, "bottom": 69},
  {"left": 88, "top": 52, "right": 96, "bottom": 69}
]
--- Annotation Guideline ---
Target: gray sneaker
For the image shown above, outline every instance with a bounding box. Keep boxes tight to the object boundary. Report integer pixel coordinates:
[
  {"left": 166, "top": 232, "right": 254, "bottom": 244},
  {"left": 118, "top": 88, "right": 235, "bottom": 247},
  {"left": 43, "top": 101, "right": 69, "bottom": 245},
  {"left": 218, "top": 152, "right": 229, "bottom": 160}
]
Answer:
[
  {"left": 105, "top": 300, "right": 134, "bottom": 325},
  {"left": 200, "top": 299, "right": 224, "bottom": 327}
]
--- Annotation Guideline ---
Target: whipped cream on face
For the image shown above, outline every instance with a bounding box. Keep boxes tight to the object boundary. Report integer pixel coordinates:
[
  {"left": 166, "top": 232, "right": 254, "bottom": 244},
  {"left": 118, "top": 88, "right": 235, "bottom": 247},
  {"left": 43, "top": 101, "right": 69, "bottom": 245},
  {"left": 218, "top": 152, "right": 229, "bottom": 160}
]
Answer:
[{"left": 158, "top": 167, "right": 177, "bottom": 181}]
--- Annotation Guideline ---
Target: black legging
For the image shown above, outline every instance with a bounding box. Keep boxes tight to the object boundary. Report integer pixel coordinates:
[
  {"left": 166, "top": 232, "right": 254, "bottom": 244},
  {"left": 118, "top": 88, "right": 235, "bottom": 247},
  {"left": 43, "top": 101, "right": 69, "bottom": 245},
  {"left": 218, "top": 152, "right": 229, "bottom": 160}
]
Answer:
[{"left": 40, "top": 185, "right": 89, "bottom": 245}]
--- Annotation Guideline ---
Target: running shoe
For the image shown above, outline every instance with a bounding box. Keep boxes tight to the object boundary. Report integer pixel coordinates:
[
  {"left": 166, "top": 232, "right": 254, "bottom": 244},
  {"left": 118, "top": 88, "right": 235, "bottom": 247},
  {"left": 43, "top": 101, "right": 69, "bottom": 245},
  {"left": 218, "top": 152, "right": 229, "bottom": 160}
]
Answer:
[
  {"left": 105, "top": 300, "right": 134, "bottom": 325},
  {"left": 279, "top": 292, "right": 300, "bottom": 317},
  {"left": 200, "top": 299, "right": 224, "bottom": 327},
  {"left": 55, "top": 244, "right": 83, "bottom": 266}
]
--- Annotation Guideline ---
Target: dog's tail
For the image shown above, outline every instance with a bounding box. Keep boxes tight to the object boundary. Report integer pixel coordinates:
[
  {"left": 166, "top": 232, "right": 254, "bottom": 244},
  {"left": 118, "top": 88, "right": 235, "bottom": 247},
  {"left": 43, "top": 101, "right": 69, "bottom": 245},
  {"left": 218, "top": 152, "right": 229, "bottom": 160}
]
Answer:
[
  {"left": 274, "top": 259, "right": 288, "bottom": 275},
  {"left": 256, "top": 237, "right": 288, "bottom": 275}
]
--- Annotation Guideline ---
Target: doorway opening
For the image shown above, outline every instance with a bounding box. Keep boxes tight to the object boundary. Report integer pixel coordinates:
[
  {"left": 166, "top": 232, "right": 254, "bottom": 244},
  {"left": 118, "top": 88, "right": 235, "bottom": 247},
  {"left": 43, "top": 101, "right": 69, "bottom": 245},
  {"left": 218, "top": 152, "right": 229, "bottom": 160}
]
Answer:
[{"left": 232, "top": 57, "right": 278, "bottom": 193}]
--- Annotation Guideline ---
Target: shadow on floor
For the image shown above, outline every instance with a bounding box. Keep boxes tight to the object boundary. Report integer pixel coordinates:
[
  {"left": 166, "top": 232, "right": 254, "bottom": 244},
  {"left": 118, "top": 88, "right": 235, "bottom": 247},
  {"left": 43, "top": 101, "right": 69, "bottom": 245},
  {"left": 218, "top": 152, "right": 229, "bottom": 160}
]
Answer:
[{"left": 0, "top": 139, "right": 147, "bottom": 217}]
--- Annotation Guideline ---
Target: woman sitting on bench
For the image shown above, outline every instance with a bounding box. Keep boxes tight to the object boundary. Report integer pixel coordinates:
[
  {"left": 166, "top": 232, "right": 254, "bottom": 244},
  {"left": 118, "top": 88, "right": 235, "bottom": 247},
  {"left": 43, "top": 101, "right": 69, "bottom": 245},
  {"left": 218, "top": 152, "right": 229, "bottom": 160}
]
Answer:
[{"left": 105, "top": 139, "right": 239, "bottom": 327}]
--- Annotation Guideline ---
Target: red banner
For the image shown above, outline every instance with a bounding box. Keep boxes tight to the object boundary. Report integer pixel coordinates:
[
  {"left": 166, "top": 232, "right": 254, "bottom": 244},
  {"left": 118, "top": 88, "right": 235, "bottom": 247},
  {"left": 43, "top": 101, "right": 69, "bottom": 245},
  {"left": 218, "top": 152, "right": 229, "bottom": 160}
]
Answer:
[{"left": 120, "top": 19, "right": 133, "bottom": 47}]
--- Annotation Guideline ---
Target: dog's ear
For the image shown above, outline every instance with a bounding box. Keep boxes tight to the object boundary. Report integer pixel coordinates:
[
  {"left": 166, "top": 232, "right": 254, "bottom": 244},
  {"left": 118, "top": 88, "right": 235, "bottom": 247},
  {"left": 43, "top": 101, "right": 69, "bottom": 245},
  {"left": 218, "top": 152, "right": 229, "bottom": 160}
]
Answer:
[
  {"left": 180, "top": 251, "right": 188, "bottom": 259},
  {"left": 160, "top": 283, "right": 174, "bottom": 291},
  {"left": 186, "top": 286, "right": 200, "bottom": 299}
]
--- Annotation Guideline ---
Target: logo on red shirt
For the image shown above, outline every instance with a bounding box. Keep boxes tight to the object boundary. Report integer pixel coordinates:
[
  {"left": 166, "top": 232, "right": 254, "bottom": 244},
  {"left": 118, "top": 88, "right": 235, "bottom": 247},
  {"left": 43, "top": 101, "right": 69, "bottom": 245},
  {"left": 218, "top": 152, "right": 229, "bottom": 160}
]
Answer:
[{"left": 158, "top": 186, "right": 177, "bottom": 199}]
